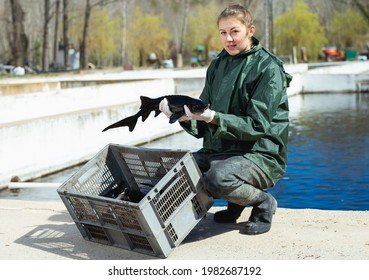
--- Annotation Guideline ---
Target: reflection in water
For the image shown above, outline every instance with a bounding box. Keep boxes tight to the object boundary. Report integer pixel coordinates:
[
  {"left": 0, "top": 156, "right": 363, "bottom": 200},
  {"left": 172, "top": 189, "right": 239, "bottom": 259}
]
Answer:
[{"left": 2, "top": 93, "right": 368, "bottom": 210}]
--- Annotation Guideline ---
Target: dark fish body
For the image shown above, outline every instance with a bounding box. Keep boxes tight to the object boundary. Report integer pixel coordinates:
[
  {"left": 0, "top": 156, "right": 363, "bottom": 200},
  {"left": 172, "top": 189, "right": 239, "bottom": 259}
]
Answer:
[
  {"left": 102, "top": 95, "right": 209, "bottom": 132},
  {"left": 116, "top": 188, "right": 145, "bottom": 203}
]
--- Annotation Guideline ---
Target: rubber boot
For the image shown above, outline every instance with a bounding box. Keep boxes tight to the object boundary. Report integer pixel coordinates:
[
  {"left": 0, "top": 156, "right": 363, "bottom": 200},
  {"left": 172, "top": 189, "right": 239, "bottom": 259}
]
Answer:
[
  {"left": 214, "top": 202, "right": 245, "bottom": 223},
  {"left": 240, "top": 192, "right": 277, "bottom": 235}
]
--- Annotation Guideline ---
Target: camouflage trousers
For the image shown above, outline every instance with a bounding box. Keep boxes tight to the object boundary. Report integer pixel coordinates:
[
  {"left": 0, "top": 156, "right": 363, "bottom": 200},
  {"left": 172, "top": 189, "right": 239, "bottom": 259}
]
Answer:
[{"left": 193, "top": 152, "right": 273, "bottom": 206}]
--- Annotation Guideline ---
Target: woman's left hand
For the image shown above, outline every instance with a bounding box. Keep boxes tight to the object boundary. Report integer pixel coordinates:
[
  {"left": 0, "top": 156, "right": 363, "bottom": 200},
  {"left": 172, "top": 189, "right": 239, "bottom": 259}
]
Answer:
[{"left": 179, "top": 105, "right": 215, "bottom": 123}]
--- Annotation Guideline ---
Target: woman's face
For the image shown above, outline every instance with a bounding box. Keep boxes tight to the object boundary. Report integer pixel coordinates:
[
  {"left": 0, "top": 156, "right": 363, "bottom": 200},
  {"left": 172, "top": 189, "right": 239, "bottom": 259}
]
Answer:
[{"left": 218, "top": 16, "right": 255, "bottom": 56}]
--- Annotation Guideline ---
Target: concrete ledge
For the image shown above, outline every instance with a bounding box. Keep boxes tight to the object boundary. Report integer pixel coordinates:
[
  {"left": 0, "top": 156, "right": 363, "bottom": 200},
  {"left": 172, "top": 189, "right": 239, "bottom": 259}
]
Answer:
[
  {"left": 0, "top": 68, "right": 208, "bottom": 95},
  {"left": 0, "top": 198, "right": 368, "bottom": 260}
]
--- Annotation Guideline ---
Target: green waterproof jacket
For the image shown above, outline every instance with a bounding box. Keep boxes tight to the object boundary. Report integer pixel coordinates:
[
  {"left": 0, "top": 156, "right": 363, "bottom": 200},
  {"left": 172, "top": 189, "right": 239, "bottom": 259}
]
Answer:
[{"left": 182, "top": 38, "right": 292, "bottom": 185}]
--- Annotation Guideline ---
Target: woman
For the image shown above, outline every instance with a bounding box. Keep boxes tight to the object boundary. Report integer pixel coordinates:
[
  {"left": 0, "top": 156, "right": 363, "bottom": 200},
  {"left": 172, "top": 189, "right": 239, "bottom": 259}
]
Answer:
[{"left": 160, "top": 4, "right": 292, "bottom": 235}]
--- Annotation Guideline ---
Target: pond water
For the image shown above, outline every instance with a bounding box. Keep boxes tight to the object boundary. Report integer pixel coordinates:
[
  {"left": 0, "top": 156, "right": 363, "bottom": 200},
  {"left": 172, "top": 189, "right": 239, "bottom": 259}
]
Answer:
[
  {"left": 2, "top": 93, "right": 368, "bottom": 211},
  {"left": 271, "top": 92, "right": 369, "bottom": 210}
]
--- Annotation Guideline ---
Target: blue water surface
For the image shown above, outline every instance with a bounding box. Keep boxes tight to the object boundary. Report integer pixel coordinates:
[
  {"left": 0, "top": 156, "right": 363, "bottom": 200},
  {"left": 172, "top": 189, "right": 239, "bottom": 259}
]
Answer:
[{"left": 268, "top": 93, "right": 369, "bottom": 210}]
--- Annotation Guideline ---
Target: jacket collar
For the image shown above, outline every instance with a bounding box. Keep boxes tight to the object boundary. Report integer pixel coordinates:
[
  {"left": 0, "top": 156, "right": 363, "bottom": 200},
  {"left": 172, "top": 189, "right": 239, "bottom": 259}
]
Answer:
[{"left": 217, "top": 37, "right": 261, "bottom": 59}]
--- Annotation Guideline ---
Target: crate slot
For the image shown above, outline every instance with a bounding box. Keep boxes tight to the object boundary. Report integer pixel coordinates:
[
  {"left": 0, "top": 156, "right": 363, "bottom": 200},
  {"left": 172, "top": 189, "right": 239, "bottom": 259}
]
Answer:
[
  {"left": 192, "top": 196, "right": 203, "bottom": 216},
  {"left": 127, "top": 233, "right": 154, "bottom": 252},
  {"left": 166, "top": 223, "right": 178, "bottom": 243},
  {"left": 68, "top": 196, "right": 98, "bottom": 221},
  {"left": 113, "top": 206, "right": 142, "bottom": 231},
  {"left": 82, "top": 224, "right": 110, "bottom": 244}
]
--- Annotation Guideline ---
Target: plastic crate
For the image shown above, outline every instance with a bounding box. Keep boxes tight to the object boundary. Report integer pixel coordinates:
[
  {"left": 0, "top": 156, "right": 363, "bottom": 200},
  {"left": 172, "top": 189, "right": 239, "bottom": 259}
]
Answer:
[{"left": 57, "top": 143, "right": 213, "bottom": 258}]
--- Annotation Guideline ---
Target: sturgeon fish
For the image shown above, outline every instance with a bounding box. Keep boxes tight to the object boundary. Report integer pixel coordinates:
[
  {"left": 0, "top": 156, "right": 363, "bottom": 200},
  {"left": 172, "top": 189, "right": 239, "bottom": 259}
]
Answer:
[{"left": 102, "top": 95, "right": 209, "bottom": 132}]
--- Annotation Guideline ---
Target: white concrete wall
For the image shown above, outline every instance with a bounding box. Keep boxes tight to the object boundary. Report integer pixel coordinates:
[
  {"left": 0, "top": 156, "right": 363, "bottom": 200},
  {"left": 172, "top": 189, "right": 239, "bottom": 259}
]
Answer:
[
  {"left": 302, "top": 73, "right": 357, "bottom": 93},
  {"left": 301, "top": 61, "right": 369, "bottom": 93},
  {"left": 1, "top": 79, "right": 175, "bottom": 124},
  {"left": 0, "top": 78, "right": 192, "bottom": 187}
]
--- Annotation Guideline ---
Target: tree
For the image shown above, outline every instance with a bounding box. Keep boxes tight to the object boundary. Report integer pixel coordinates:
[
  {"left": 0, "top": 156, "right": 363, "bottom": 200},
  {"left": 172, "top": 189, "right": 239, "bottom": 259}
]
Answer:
[
  {"left": 119, "top": 0, "right": 128, "bottom": 66},
  {"left": 42, "top": 0, "right": 54, "bottom": 72},
  {"left": 79, "top": 0, "right": 119, "bottom": 70},
  {"left": 330, "top": 8, "right": 368, "bottom": 49},
  {"left": 185, "top": 2, "right": 220, "bottom": 64},
  {"left": 80, "top": 0, "right": 91, "bottom": 70},
  {"left": 353, "top": 0, "right": 369, "bottom": 25},
  {"left": 87, "top": 8, "right": 121, "bottom": 67},
  {"left": 8, "top": 0, "right": 27, "bottom": 66},
  {"left": 126, "top": 6, "right": 170, "bottom": 67},
  {"left": 177, "top": 0, "right": 189, "bottom": 67},
  {"left": 63, "top": 0, "right": 69, "bottom": 69},
  {"left": 274, "top": 0, "right": 327, "bottom": 62},
  {"left": 2, "top": 0, "right": 368, "bottom": 70},
  {"left": 52, "top": 0, "right": 60, "bottom": 66}
]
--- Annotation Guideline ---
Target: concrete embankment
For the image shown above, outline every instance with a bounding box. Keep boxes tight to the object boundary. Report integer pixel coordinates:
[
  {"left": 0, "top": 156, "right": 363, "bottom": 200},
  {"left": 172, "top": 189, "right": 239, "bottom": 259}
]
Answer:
[
  {"left": 0, "top": 198, "right": 368, "bottom": 260},
  {"left": 1, "top": 62, "right": 369, "bottom": 188}
]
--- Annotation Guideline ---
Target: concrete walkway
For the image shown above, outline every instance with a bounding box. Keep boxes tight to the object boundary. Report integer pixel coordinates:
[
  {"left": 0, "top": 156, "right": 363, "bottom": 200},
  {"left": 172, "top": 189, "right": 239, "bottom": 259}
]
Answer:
[{"left": 1, "top": 198, "right": 368, "bottom": 260}]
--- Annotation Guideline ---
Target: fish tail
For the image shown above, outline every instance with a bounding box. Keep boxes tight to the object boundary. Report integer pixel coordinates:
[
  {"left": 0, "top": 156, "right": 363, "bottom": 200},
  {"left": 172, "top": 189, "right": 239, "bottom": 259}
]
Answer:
[{"left": 102, "top": 115, "right": 138, "bottom": 132}]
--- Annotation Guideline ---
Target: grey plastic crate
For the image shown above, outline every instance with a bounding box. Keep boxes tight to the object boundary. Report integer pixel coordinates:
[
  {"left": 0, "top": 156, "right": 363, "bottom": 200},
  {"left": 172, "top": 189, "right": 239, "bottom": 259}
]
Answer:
[{"left": 57, "top": 143, "right": 213, "bottom": 258}]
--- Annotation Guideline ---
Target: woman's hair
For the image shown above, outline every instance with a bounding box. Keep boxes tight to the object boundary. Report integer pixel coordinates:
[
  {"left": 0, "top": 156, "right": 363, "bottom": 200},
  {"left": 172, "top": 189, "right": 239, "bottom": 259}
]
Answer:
[{"left": 217, "top": 4, "right": 253, "bottom": 27}]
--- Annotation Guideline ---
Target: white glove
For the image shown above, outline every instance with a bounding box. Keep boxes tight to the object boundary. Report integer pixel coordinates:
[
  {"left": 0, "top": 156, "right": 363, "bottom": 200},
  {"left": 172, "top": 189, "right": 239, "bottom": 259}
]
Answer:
[
  {"left": 159, "top": 98, "right": 172, "bottom": 118},
  {"left": 179, "top": 105, "right": 215, "bottom": 123}
]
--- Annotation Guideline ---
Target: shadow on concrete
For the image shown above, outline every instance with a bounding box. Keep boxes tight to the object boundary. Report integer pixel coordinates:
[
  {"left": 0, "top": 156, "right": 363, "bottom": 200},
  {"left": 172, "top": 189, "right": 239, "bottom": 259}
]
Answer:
[
  {"left": 14, "top": 212, "right": 158, "bottom": 260},
  {"left": 14, "top": 210, "right": 242, "bottom": 259},
  {"left": 181, "top": 212, "right": 242, "bottom": 244},
  {"left": 47, "top": 211, "right": 73, "bottom": 223}
]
